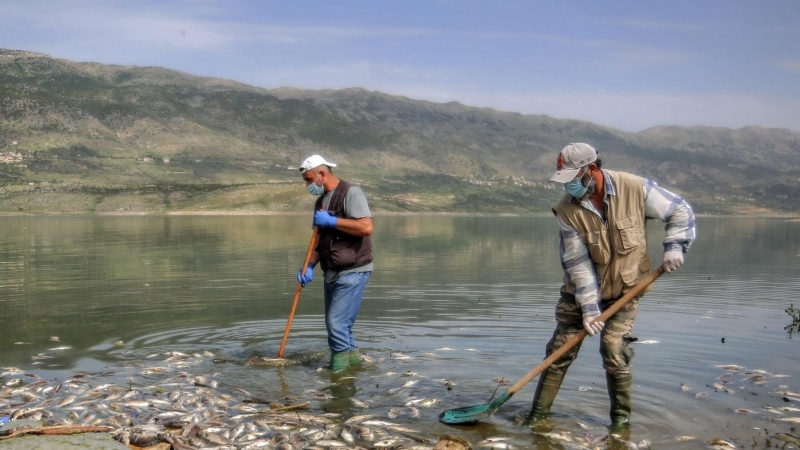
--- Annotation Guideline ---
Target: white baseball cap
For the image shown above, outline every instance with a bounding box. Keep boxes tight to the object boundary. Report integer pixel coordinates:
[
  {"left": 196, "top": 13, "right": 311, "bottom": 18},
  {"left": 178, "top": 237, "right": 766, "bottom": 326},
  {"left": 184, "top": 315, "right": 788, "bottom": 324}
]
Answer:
[
  {"left": 299, "top": 155, "right": 337, "bottom": 173},
  {"left": 549, "top": 143, "right": 598, "bottom": 183}
]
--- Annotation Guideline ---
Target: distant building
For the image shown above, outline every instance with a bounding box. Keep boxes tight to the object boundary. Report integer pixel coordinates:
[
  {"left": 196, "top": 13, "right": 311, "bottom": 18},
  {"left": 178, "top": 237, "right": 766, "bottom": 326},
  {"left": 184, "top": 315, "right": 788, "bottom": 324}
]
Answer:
[
  {"left": 287, "top": 166, "right": 297, "bottom": 170},
  {"left": 141, "top": 157, "right": 153, "bottom": 163},
  {"left": 163, "top": 158, "right": 169, "bottom": 164}
]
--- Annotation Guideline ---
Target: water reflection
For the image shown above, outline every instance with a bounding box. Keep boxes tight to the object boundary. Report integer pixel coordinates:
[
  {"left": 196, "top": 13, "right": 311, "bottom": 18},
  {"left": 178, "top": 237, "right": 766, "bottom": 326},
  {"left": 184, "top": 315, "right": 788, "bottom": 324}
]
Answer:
[{"left": 0, "top": 215, "right": 799, "bottom": 448}]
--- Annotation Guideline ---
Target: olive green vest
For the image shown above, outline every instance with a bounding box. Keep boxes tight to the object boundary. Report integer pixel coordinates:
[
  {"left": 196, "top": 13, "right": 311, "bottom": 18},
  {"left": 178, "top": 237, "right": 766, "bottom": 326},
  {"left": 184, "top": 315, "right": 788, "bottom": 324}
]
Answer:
[{"left": 552, "top": 170, "right": 652, "bottom": 300}]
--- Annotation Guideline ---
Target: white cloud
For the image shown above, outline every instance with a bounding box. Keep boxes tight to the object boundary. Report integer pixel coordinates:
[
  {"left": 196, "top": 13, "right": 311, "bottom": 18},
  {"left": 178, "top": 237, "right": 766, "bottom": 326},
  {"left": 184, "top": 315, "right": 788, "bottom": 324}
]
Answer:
[
  {"left": 449, "top": 91, "right": 800, "bottom": 133},
  {"left": 243, "top": 59, "right": 800, "bottom": 132}
]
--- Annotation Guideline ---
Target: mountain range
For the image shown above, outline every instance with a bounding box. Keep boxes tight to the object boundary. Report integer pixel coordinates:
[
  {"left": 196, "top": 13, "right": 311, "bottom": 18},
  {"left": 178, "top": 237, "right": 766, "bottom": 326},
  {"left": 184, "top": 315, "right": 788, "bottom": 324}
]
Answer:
[{"left": 1, "top": 48, "right": 799, "bottom": 215}]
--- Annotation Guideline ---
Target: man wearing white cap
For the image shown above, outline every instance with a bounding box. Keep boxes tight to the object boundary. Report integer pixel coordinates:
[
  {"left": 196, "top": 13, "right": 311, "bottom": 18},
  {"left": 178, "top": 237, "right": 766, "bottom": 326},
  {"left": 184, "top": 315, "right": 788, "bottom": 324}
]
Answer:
[
  {"left": 526, "top": 143, "right": 696, "bottom": 430},
  {"left": 296, "top": 155, "right": 373, "bottom": 373}
]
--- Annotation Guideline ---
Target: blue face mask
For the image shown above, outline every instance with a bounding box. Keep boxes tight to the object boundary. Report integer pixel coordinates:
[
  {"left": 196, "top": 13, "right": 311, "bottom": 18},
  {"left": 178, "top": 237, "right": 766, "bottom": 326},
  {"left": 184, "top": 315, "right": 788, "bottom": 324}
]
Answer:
[
  {"left": 564, "top": 170, "right": 589, "bottom": 198},
  {"left": 306, "top": 175, "right": 324, "bottom": 196}
]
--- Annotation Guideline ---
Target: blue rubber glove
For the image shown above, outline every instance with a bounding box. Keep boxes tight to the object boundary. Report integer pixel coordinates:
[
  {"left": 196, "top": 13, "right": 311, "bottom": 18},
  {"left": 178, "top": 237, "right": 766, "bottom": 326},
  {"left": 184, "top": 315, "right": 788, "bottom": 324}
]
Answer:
[
  {"left": 313, "top": 210, "right": 338, "bottom": 228},
  {"left": 297, "top": 262, "right": 315, "bottom": 287}
]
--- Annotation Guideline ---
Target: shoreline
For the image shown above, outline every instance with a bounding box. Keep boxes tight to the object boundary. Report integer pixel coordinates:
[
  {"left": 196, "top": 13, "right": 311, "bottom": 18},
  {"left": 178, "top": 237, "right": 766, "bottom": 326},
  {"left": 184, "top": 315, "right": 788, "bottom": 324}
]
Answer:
[{"left": 1, "top": 210, "right": 799, "bottom": 218}]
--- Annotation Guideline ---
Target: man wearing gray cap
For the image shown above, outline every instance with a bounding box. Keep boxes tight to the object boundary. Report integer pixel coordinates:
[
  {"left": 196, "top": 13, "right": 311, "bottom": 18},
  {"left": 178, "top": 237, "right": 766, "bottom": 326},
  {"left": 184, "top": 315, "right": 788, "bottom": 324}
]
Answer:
[
  {"left": 526, "top": 143, "right": 696, "bottom": 429},
  {"left": 296, "top": 155, "right": 373, "bottom": 373}
]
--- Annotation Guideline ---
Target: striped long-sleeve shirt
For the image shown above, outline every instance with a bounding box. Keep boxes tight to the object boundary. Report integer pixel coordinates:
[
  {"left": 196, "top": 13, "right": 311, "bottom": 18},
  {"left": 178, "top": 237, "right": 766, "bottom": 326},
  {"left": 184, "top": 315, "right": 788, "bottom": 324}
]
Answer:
[{"left": 558, "top": 171, "right": 696, "bottom": 316}]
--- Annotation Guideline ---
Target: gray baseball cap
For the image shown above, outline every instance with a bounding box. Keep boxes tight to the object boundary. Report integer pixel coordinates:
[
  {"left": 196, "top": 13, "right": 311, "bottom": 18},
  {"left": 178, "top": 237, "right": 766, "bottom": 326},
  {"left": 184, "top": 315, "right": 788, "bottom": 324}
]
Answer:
[{"left": 549, "top": 143, "right": 597, "bottom": 183}]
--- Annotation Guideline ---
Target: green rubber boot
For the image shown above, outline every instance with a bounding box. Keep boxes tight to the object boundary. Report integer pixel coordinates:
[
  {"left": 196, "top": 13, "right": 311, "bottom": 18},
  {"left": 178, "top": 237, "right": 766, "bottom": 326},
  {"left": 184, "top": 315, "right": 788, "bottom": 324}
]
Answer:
[
  {"left": 329, "top": 350, "right": 350, "bottom": 373},
  {"left": 348, "top": 348, "right": 362, "bottom": 367},
  {"left": 524, "top": 369, "right": 565, "bottom": 426},
  {"left": 607, "top": 372, "right": 633, "bottom": 429}
]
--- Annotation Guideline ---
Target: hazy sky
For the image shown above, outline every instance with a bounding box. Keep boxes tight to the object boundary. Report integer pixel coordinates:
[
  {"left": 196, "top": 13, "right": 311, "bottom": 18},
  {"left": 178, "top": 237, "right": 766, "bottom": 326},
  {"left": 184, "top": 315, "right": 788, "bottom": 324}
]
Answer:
[{"left": 1, "top": 0, "right": 798, "bottom": 132}]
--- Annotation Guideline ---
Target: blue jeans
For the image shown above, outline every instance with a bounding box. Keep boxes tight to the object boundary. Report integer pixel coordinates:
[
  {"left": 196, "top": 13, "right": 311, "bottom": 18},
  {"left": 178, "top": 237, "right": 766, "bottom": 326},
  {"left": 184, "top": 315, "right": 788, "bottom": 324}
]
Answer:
[{"left": 323, "top": 271, "right": 371, "bottom": 352}]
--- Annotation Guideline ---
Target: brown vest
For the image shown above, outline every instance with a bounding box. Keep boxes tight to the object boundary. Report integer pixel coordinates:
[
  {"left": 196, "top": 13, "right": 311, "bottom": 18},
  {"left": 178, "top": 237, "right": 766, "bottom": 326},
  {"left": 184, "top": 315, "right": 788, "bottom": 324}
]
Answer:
[
  {"left": 314, "top": 180, "right": 373, "bottom": 272},
  {"left": 552, "top": 170, "right": 652, "bottom": 300}
]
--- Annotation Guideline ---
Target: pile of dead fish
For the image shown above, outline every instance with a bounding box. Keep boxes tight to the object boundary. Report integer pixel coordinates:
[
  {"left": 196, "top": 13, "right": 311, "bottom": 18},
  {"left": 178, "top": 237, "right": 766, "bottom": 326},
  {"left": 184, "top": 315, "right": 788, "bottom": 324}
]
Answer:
[{"left": 1, "top": 352, "right": 441, "bottom": 450}]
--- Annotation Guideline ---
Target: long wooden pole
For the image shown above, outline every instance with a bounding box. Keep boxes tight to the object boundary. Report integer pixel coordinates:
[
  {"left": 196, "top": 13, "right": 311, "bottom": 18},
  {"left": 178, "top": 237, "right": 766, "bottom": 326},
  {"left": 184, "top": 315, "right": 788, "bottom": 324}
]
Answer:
[
  {"left": 277, "top": 227, "right": 319, "bottom": 359},
  {"left": 506, "top": 266, "right": 665, "bottom": 395}
]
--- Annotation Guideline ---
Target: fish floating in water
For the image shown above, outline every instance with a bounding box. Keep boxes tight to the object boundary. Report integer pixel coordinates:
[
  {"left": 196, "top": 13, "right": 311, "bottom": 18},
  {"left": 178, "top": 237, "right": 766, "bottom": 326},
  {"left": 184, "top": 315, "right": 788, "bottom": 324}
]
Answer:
[
  {"left": 404, "top": 397, "right": 440, "bottom": 407},
  {"left": 714, "top": 364, "right": 743, "bottom": 371},
  {"left": 0, "top": 351, "right": 454, "bottom": 450},
  {"left": 707, "top": 438, "right": 737, "bottom": 448}
]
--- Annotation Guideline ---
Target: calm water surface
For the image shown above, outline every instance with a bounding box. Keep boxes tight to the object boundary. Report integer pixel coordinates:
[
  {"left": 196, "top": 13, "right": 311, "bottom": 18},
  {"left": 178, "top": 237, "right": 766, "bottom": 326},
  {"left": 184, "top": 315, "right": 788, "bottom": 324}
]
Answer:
[{"left": 1, "top": 215, "right": 799, "bottom": 448}]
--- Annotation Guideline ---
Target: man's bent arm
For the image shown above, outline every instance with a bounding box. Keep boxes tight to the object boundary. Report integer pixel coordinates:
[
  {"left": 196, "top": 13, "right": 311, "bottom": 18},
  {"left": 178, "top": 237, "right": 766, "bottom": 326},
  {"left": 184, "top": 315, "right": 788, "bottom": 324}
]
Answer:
[
  {"left": 642, "top": 179, "right": 696, "bottom": 253},
  {"left": 334, "top": 217, "right": 373, "bottom": 237}
]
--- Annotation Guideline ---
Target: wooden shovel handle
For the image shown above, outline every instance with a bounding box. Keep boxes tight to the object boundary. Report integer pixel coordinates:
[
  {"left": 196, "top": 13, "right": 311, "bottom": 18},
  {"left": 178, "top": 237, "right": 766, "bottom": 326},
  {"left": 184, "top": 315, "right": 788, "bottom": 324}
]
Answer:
[
  {"left": 508, "top": 266, "right": 665, "bottom": 394},
  {"left": 277, "top": 227, "right": 320, "bottom": 359}
]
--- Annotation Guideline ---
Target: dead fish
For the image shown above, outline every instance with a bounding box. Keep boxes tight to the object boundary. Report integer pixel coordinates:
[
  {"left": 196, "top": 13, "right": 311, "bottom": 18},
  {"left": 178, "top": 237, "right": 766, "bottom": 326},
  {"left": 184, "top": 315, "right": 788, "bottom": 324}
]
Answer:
[
  {"left": 129, "top": 431, "right": 161, "bottom": 447},
  {"left": 340, "top": 427, "right": 355, "bottom": 444},
  {"left": 707, "top": 439, "right": 736, "bottom": 448},
  {"left": 436, "top": 379, "right": 456, "bottom": 387},
  {"left": 634, "top": 340, "right": 659, "bottom": 344},
  {"left": 361, "top": 420, "right": 417, "bottom": 433},
  {"left": 744, "top": 374, "right": 766, "bottom": 384},
  {"left": 681, "top": 385, "right": 691, "bottom": 391},
  {"left": 733, "top": 408, "right": 754, "bottom": 413},
  {"left": 715, "top": 364, "right": 742, "bottom": 371},
  {"left": 477, "top": 437, "right": 511, "bottom": 448},
  {"left": 778, "top": 417, "right": 800, "bottom": 423},
  {"left": 615, "top": 439, "right": 639, "bottom": 449},
  {"left": 373, "top": 439, "right": 400, "bottom": 448},
  {"left": 180, "top": 423, "right": 200, "bottom": 440},
  {"left": 344, "top": 414, "right": 374, "bottom": 425},
  {"left": 57, "top": 395, "right": 77, "bottom": 407},
  {"left": 492, "top": 377, "right": 510, "bottom": 384},
  {"left": 48, "top": 346, "right": 73, "bottom": 351},
  {"left": 402, "top": 380, "right": 419, "bottom": 387},
  {"left": 350, "top": 398, "right": 369, "bottom": 408},
  {"left": 536, "top": 431, "right": 573, "bottom": 444},
  {"left": 193, "top": 376, "right": 217, "bottom": 388},
  {"left": 774, "top": 433, "right": 800, "bottom": 444},
  {"left": 418, "top": 398, "right": 440, "bottom": 407},
  {"left": 387, "top": 408, "right": 403, "bottom": 419},
  {"left": 676, "top": 436, "right": 695, "bottom": 441},
  {"left": 49, "top": 336, "right": 60, "bottom": 341},
  {"left": 477, "top": 443, "right": 514, "bottom": 449},
  {"left": 203, "top": 431, "right": 232, "bottom": 445},
  {"left": 695, "top": 392, "right": 708, "bottom": 398},
  {"left": 314, "top": 440, "right": 349, "bottom": 447}
]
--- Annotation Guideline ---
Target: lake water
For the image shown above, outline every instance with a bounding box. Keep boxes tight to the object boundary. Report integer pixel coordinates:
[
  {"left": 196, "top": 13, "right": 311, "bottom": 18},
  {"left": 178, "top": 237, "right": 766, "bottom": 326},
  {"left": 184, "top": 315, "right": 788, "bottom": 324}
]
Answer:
[{"left": 1, "top": 215, "right": 799, "bottom": 449}]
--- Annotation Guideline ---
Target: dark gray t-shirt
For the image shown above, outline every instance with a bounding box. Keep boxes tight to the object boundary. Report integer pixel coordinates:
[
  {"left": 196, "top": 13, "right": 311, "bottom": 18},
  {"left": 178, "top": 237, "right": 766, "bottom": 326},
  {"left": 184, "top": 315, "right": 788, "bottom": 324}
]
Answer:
[{"left": 318, "top": 184, "right": 373, "bottom": 282}]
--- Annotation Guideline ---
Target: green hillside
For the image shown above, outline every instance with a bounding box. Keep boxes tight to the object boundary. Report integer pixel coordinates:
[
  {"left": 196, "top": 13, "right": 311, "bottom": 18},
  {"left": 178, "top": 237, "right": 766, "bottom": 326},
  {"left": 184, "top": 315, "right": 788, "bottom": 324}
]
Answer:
[{"left": 1, "top": 49, "right": 799, "bottom": 215}]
